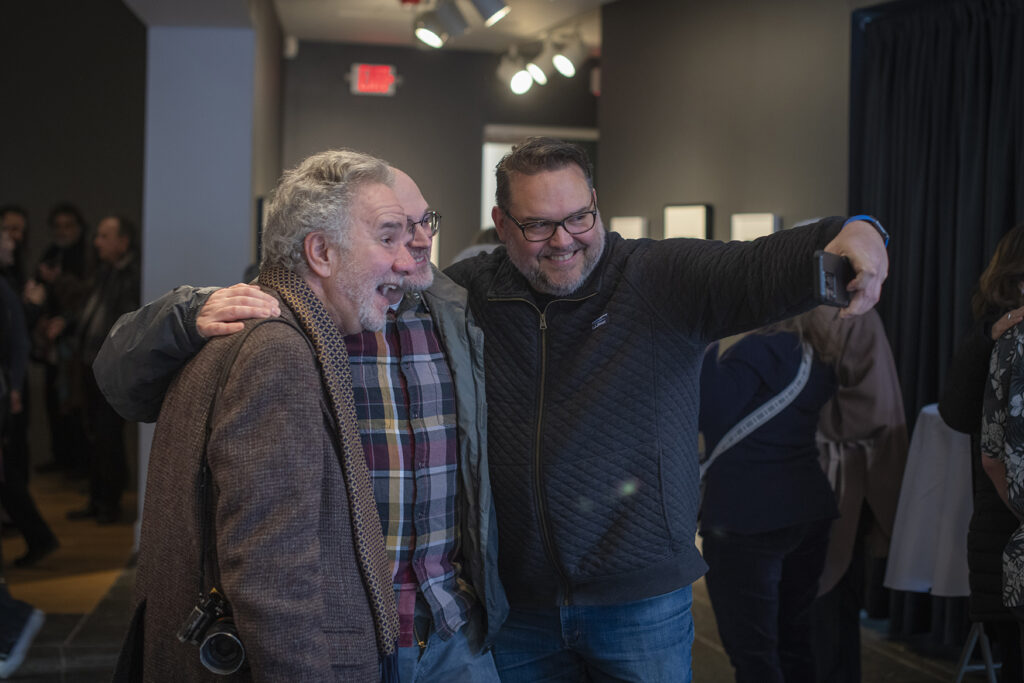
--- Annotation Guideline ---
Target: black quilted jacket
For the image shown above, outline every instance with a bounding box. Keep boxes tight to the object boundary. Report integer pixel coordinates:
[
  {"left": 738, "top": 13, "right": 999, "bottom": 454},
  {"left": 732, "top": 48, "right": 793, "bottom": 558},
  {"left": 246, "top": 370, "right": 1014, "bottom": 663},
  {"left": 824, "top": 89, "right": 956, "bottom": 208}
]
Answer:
[{"left": 445, "top": 220, "right": 843, "bottom": 608}]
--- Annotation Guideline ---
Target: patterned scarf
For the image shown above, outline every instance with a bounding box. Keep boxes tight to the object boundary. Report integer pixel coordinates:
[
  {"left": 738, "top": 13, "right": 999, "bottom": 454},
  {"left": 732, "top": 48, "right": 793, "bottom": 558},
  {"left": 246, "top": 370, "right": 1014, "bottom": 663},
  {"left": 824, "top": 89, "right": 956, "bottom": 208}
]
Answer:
[{"left": 258, "top": 266, "right": 399, "bottom": 660}]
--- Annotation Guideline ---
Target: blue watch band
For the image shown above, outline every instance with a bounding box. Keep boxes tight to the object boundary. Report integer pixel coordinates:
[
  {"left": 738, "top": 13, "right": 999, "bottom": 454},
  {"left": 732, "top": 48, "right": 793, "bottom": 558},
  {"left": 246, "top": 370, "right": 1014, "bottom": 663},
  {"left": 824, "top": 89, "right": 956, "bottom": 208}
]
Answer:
[{"left": 844, "top": 214, "right": 889, "bottom": 248}]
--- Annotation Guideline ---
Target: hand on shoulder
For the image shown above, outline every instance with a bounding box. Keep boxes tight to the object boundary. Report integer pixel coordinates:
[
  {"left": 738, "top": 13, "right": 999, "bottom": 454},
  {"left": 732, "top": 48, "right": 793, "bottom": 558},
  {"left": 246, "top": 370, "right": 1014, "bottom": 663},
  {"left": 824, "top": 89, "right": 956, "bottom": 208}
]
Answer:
[{"left": 197, "top": 283, "right": 280, "bottom": 338}]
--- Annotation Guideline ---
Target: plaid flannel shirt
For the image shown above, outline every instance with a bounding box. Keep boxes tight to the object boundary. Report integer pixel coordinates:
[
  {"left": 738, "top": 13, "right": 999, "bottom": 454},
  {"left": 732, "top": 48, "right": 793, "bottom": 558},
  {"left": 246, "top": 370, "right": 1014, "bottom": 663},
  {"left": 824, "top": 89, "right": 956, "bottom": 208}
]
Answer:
[{"left": 346, "top": 293, "right": 475, "bottom": 647}]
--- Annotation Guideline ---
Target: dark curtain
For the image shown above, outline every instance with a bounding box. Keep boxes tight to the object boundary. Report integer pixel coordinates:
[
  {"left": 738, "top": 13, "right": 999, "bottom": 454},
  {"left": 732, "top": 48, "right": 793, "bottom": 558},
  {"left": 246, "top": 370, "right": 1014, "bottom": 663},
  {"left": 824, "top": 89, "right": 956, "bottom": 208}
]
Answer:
[{"left": 849, "top": 0, "right": 1024, "bottom": 429}]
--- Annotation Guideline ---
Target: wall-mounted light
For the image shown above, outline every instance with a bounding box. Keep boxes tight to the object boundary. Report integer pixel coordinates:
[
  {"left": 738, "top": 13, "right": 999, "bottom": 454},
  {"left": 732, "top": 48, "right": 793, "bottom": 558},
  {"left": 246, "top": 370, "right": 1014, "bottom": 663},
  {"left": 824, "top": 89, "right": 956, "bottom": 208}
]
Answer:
[
  {"left": 470, "top": 0, "right": 510, "bottom": 27},
  {"left": 553, "top": 37, "right": 587, "bottom": 78},
  {"left": 497, "top": 51, "right": 533, "bottom": 95},
  {"left": 526, "top": 41, "right": 557, "bottom": 85}
]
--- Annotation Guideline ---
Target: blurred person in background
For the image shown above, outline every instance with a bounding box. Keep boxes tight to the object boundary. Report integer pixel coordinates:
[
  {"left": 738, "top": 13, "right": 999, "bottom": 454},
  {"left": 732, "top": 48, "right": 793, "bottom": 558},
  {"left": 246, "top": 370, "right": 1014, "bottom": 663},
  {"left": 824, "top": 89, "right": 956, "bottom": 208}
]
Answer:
[
  {"left": 699, "top": 308, "right": 839, "bottom": 683},
  {"left": 0, "top": 227, "right": 58, "bottom": 567},
  {"left": 810, "top": 307, "right": 907, "bottom": 683},
  {"left": 0, "top": 207, "right": 28, "bottom": 290},
  {"left": 0, "top": 209, "right": 32, "bottom": 489},
  {"left": 66, "top": 215, "right": 139, "bottom": 524},
  {"left": 450, "top": 227, "right": 501, "bottom": 265},
  {"left": 944, "top": 224, "right": 1024, "bottom": 682},
  {"left": 0, "top": 229, "right": 47, "bottom": 667},
  {"left": 27, "top": 203, "right": 90, "bottom": 477}
]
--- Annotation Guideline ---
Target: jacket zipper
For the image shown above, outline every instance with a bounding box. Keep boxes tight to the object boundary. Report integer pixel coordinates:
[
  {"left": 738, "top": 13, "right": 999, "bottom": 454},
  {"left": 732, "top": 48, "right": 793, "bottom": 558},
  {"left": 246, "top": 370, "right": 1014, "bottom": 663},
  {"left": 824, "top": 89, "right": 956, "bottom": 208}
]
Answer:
[
  {"left": 487, "top": 291, "right": 598, "bottom": 606},
  {"left": 533, "top": 308, "right": 573, "bottom": 606}
]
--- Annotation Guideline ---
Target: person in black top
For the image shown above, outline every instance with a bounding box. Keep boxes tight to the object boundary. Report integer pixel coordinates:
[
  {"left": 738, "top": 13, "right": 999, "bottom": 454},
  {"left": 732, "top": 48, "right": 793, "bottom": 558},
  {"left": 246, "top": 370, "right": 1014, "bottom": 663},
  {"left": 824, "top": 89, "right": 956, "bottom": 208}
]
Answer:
[
  {"left": 699, "top": 309, "right": 839, "bottom": 682},
  {"left": 940, "top": 224, "right": 1024, "bottom": 683},
  {"left": 66, "top": 215, "right": 139, "bottom": 524}
]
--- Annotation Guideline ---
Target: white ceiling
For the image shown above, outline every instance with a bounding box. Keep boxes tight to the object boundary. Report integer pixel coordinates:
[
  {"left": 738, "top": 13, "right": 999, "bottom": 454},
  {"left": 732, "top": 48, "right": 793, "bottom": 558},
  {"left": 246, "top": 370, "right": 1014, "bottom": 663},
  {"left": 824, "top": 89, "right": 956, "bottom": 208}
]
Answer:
[
  {"left": 122, "top": 0, "right": 606, "bottom": 54},
  {"left": 273, "top": 0, "right": 606, "bottom": 53}
]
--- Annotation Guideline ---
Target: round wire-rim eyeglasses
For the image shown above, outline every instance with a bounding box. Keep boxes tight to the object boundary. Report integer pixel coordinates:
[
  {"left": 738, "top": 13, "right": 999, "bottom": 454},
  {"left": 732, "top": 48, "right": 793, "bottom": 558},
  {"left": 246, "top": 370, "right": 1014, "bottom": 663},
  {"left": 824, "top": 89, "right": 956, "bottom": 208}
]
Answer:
[{"left": 412, "top": 210, "right": 441, "bottom": 236}]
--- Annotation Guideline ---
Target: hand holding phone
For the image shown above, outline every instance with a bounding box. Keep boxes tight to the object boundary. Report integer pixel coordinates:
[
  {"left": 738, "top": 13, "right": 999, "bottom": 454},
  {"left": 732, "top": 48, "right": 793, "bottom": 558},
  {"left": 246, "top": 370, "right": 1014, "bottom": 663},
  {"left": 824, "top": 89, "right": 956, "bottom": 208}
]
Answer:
[{"left": 814, "top": 250, "right": 854, "bottom": 308}]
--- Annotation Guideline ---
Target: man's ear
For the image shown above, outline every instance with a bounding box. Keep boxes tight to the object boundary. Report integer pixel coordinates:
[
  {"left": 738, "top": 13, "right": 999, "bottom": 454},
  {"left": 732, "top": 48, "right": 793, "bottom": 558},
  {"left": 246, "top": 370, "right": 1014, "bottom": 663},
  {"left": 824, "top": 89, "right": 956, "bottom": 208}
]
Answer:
[
  {"left": 304, "top": 231, "right": 333, "bottom": 278},
  {"left": 491, "top": 206, "right": 509, "bottom": 243}
]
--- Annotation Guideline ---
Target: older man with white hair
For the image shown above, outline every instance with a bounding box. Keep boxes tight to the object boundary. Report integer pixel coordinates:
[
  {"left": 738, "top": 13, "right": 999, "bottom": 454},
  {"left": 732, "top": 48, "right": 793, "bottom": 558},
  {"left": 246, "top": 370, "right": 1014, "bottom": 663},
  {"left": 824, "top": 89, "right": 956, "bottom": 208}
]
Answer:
[{"left": 118, "top": 150, "right": 416, "bottom": 681}]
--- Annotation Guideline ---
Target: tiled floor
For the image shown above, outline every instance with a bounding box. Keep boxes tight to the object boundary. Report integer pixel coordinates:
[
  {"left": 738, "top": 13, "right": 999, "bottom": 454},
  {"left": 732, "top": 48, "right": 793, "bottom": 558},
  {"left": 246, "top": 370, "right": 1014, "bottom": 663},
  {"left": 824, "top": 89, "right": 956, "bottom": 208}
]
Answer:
[{"left": 2, "top": 466, "right": 136, "bottom": 682}]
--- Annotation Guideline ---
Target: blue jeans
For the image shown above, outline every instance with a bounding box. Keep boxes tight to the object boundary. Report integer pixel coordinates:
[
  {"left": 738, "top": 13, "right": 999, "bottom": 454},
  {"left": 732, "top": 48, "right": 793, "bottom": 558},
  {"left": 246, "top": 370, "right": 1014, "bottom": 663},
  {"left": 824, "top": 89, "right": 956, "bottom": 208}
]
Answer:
[
  {"left": 492, "top": 586, "right": 694, "bottom": 682},
  {"left": 702, "top": 519, "right": 831, "bottom": 683},
  {"left": 396, "top": 628, "right": 501, "bottom": 682}
]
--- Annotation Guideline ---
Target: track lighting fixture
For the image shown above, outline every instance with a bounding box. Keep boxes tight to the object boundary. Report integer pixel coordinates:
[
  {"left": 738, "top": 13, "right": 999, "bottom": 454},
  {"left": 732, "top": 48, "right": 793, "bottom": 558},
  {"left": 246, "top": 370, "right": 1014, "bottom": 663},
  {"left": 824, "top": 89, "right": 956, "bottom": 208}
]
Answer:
[
  {"left": 469, "top": 0, "right": 510, "bottom": 27},
  {"left": 413, "top": 0, "right": 467, "bottom": 49},
  {"left": 414, "top": 11, "right": 447, "bottom": 48},
  {"left": 435, "top": 0, "right": 469, "bottom": 37},
  {"left": 553, "top": 36, "right": 587, "bottom": 78},
  {"left": 526, "top": 40, "right": 557, "bottom": 85},
  {"left": 497, "top": 51, "right": 533, "bottom": 95}
]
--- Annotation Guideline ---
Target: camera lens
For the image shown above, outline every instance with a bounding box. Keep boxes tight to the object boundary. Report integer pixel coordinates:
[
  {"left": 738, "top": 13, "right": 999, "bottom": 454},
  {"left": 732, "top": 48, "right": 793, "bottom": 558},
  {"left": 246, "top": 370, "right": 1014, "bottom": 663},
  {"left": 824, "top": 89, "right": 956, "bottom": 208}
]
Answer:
[{"left": 199, "top": 621, "right": 245, "bottom": 675}]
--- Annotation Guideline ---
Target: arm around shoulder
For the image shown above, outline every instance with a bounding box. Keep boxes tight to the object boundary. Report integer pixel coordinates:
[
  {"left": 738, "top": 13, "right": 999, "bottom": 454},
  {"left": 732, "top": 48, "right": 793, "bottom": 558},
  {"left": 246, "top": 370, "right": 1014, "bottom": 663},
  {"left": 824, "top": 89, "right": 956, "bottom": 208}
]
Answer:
[{"left": 93, "top": 285, "right": 216, "bottom": 422}]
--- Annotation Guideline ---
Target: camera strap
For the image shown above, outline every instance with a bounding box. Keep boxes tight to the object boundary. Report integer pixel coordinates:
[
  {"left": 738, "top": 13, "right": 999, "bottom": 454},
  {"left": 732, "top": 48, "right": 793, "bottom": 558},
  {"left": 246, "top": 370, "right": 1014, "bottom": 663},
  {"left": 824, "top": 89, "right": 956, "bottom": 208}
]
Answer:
[{"left": 195, "top": 316, "right": 312, "bottom": 597}]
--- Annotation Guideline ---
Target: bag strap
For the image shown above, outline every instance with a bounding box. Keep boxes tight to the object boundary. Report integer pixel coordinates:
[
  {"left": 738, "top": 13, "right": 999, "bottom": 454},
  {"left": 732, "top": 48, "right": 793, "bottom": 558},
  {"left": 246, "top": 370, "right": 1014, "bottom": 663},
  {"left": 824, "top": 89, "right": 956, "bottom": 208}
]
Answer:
[
  {"left": 195, "top": 316, "right": 312, "bottom": 597},
  {"left": 699, "top": 341, "right": 813, "bottom": 478}
]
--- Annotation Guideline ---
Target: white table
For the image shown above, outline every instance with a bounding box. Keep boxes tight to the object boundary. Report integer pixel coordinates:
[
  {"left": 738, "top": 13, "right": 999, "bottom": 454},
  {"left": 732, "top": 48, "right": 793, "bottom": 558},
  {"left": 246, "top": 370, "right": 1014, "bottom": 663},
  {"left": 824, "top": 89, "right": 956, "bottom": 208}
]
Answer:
[{"left": 884, "top": 403, "right": 973, "bottom": 597}]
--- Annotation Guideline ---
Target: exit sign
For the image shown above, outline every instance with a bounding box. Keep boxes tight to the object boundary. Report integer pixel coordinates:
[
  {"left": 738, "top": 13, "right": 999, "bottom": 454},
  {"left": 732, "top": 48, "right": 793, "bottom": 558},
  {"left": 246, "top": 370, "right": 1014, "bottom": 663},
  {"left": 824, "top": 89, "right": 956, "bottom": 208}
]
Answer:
[{"left": 350, "top": 63, "right": 398, "bottom": 96}]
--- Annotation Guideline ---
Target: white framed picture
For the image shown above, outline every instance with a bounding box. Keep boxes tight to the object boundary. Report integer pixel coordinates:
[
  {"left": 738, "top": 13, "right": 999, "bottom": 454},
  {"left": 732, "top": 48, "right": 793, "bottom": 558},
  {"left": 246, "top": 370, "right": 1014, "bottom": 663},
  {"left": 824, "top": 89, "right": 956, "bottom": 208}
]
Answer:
[
  {"left": 609, "top": 216, "right": 648, "bottom": 240},
  {"left": 663, "top": 204, "right": 711, "bottom": 239},
  {"left": 730, "top": 213, "right": 780, "bottom": 241}
]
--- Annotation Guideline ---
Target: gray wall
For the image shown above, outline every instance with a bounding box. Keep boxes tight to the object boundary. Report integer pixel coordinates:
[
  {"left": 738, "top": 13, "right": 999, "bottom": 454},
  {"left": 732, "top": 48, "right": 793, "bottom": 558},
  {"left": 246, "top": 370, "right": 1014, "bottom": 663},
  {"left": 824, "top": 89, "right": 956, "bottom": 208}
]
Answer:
[
  {"left": 250, "top": 0, "right": 283, "bottom": 219},
  {"left": 599, "top": 0, "right": 870, "bottom": 239},
  {"left": 142, "top": 27, "right": 255, "bottom": 299},
  {"left": 281, "top": 42, "right": 597, "bottom": 264},
  {"left": 0, "top": 0, "right": 145, "bottom": 267}
]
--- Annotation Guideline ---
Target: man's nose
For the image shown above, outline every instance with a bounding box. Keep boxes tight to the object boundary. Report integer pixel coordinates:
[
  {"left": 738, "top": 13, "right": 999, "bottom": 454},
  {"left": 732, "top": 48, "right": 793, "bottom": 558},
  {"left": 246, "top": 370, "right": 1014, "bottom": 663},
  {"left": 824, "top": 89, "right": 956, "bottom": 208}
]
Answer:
[
  {"left": 548, "top": 222, "right": 575, "bottom": 247},
  {"left": 393, "top": 243, "right": 417, "bottom": 273},
  {"left": 410, "top": 223, "right": 433, "bottom": 247}
]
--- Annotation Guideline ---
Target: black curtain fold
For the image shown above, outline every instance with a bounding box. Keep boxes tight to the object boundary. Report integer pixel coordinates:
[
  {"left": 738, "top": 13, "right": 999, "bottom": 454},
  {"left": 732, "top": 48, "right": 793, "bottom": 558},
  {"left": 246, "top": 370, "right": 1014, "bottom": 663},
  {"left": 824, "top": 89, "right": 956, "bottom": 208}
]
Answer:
[{"left": 850, "top": 0, "right": 1024, "bottom": 429}]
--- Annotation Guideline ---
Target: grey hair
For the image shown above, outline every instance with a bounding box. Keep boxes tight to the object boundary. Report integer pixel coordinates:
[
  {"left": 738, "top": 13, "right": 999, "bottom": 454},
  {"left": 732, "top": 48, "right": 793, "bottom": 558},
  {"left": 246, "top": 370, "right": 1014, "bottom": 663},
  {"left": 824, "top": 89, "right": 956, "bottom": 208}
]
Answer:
[{"left": 260, "top": 149, "right": 394, "bottom": 272}]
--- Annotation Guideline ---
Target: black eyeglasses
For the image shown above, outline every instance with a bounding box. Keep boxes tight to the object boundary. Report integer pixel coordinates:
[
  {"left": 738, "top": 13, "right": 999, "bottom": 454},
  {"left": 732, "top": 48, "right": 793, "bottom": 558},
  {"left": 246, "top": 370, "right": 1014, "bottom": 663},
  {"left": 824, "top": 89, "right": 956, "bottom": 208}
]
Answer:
[
  {"left": 411, "top": 210, "right": 441, "bottom": 237},
  {"left": 501, "top": 202, "right": 598, "bottom": 242}
]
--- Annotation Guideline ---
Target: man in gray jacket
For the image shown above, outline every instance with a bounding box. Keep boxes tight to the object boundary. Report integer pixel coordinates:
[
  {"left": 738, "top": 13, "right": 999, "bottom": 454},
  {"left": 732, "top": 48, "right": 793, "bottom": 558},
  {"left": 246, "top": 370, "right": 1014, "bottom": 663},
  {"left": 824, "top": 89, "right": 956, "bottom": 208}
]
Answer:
[{"left": 98, "top": 168, "right": 506, "bottom": 682}]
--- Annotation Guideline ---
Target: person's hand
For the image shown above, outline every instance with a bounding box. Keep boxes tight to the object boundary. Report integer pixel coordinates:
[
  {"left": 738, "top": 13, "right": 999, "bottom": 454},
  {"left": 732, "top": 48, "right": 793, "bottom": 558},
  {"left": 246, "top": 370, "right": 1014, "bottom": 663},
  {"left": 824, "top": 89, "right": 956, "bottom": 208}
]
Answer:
[
  {"left": 37, "top": 261, "right": 60, "bottom": 283},
  {"left": 9, "top": 390, "right": 22, "bottom": 415},
  {"left": 46, "top": 317, "right": 66, "bottom": 340},
  {"left": 196, "top": 283, "right": 280, "bottom": 338},
  {"left": 991, "top": 305, "right": 1024, "bottom": 340},
  {"left": 822, "top": 220, "right": 889, "bottom": 318},
  {"left": 23, "top": 279, "right": 46, "bottom": 306}
]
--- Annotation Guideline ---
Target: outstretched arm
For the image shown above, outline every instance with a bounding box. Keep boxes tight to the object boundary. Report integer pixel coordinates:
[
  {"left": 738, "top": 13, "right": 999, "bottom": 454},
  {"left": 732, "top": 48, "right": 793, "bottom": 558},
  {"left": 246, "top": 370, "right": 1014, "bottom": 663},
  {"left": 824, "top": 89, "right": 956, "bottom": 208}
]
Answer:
[{"left": 93, "top": 283, "right": 279, "bottom": 422}]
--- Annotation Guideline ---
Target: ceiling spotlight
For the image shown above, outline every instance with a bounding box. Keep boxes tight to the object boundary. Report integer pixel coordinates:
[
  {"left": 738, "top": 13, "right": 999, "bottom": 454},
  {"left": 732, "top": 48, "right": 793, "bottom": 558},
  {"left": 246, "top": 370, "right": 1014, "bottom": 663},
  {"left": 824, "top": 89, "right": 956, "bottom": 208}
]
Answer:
[
  {"left": 497, "top": 52, "right": 533, "bottom": 95},
  {"left": 414, "top": 1, "right": 467, "bottom": 49},
  {"left": 414, "top": 11, "right": 447, "bottom": 48},
  {"left": 435, "top": 0, "right": 469, "bottom": 37},
  {"left": 526, "top": 41, "right": 557, "bottom": 86},
  {"left": 553, "top": 37, "right": 587, "bottom": 78},
  {"left": 470, "top": 0, "right": 510, "bottom": 27}
]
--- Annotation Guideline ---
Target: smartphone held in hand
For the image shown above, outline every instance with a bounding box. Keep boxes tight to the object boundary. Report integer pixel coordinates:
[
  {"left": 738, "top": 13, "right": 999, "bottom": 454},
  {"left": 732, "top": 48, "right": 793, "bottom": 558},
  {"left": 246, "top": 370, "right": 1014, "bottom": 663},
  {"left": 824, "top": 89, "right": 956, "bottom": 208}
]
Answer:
[{"left": 814, "top": 250, "right": 854, "bottom": 307}]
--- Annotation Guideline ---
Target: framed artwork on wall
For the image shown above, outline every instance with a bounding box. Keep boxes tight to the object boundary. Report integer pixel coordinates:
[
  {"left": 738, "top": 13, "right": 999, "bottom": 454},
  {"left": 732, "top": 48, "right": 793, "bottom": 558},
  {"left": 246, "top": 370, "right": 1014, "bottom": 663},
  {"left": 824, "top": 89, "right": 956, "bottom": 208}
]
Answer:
[
  {"left": 730, "top": 213, "right": 780, "bottom": 241},
  {"left": 609, "top": 216, "right": 648, "bottom": 239},
  {"left": 663, "top": 204, "right": 712, "bottom": 239}
]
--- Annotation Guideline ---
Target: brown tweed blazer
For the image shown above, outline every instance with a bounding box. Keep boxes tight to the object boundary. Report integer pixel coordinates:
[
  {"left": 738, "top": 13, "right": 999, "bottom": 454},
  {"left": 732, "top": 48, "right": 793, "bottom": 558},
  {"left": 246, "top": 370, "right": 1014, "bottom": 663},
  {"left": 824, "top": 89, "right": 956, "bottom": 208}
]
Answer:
[{"left": 134, "top": 299, "right": 379, "bottom": 681}]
